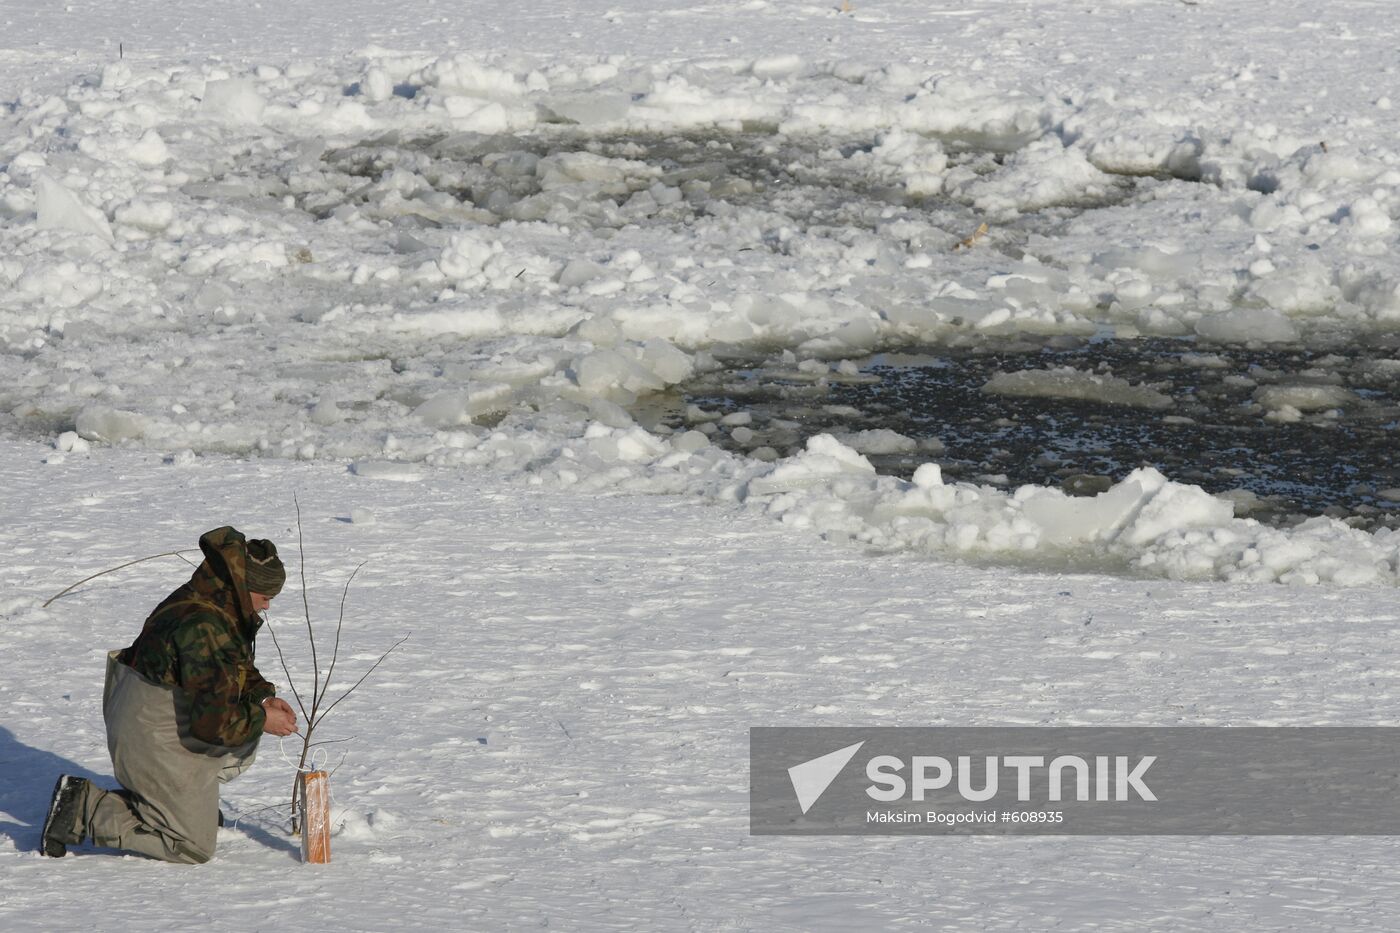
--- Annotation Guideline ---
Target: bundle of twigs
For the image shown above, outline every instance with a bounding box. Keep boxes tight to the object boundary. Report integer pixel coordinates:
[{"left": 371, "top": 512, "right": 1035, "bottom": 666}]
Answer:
[{"left": 265, "top": 501, "right": 408, "bottom": 834}]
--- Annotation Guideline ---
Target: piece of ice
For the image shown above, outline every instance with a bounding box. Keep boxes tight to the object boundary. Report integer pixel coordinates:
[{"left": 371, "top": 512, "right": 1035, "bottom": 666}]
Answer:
[
  {"left": 983, "top": 367, "right": 1172, "bottom": 410},
  {"left": 1195, "top": 307, "right": 1300, "bottom": 343},
  {"left": 75, "top": 407, "right": 148, "bottom": 443},
  {"left": 36, "top": 176, "right": 114, "bottom": 242},
  {"left": 200, "top": 78, "right": 266, "bottom": 123},
  {"left": 831, "top": 429, "right": 918, "bottom": 455},
  {"left": 1254, "top": 384, "right": 1352, "bottom": 412},
  {"left": 350, "top": 461, "right": 425, "bottom": 482}
]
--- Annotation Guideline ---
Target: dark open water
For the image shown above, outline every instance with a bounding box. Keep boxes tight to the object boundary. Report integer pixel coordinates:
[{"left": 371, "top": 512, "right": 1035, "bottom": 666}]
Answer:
[{"left": 662, "top": 335, "right": 1400, "bottom": 531}]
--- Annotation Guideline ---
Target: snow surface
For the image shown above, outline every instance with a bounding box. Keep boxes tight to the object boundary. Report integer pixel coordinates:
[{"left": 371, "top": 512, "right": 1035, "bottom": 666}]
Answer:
[
  {"left": 5, "top": 437, "right": 1400, "bottom": 931},
  {"left": 3, "top": 0, "right": 1400, "bottom": 929}
]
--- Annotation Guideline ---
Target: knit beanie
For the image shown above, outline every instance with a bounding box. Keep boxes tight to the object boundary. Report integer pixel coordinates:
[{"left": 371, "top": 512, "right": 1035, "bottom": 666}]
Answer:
[{"left": 245, "top": 539, "right": 287, "bottom": 597}]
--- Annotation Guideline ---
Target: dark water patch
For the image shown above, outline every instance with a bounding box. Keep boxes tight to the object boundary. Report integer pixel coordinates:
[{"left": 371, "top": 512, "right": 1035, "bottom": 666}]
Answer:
[{"left": 662, "top": 336, "right": 1400, "bottom": 532}]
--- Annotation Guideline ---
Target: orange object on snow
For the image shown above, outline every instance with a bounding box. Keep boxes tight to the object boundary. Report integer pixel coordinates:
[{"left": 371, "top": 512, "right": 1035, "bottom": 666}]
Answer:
[{"left": 299, "top": 770, "right": 331, "bottom": 864}]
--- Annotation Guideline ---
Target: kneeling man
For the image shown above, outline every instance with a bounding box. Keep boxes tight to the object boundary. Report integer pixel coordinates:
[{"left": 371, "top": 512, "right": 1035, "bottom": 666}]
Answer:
[{"left": 43, "top": 526, "right": 297, "bottom": 863}]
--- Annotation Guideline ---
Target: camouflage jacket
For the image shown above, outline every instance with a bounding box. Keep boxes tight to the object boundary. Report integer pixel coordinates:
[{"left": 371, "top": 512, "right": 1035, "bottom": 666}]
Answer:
[{"left": 118, "top": 526, "right": 279, "bottom": 748}]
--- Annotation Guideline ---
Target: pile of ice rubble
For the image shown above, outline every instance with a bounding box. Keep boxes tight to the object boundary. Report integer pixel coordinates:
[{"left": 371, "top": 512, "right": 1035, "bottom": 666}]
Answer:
[{"left": 2, "top": 50, "right": 1398, "bottom": 585}]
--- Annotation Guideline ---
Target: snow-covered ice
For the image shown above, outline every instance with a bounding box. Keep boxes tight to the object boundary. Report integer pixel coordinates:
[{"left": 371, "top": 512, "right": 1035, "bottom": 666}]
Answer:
[
  {"left": 2, "top": 0, "right": 1398, "bottom": 583},
  {"left": 4, "top": 0, "right": 1400, "bottom": 928},
  {"left": 5, "top": 437, "right": 1400, "bottom": 930}
]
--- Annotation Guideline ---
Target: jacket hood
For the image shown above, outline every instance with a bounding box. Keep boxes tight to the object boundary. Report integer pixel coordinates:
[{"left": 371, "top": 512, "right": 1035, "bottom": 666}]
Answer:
[{"left": 188, "top": 526, "right": 263, "bottom": 640}]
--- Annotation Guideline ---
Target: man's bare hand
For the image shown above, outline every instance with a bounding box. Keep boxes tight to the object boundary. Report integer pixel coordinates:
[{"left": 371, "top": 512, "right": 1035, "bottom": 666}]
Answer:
[{"left": 261, "top": 697, "right": 298, "bottom": 737}]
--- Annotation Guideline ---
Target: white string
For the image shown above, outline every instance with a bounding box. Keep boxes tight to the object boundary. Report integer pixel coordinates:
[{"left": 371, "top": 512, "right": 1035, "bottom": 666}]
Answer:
[
  {"left": 277, "top": 735, "right": 329, "bottom": 773},
  {"left": 222, "top": 740, "right": 342, "bottom": 837},
  {"left": 275, "top": 737, "right": 340, "bottom": 840}
]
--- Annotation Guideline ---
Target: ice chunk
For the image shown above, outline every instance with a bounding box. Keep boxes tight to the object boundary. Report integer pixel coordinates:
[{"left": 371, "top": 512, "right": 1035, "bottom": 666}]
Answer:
[
  {"left": 1243, "top": 261, "right": 1338, "bottom": 318},
  {"left": 1346, "top": 197, "right": 1392, "bottom": 236},
  {"left": 752, "top": 55, "right": 803, "bottom": 80},
  {"left": 830, "top": 429, "right": 919, "bottom": 455},
  {"left": 36, "top": 176, "right": 114, "bottom": 242},
  {"left": 350, "top": 461, "right": 424, "bottom": 482},
  {"left": 745, "top": 435, "right": 875, "bottom": 497},
  {"left": 415, "top": 383, "right": 512, "bottom": 427},
  {"left": 363, "top": 67, "right": 393, "bottom": 102},
  {"left": 1117, "top": 470, "right": 1234, "bottom": 547},
  {"left": 75, "top": 407, "right": 148, "bottom": 443},
  {"left": 1022, "top": 481, "right": 1147, "bottom": 546},
  {"left": 541, "top": 94, "right": 632, "bottom": 125},
  {"left": 414, "top": 392, "right": 475, "bottom": 429},
  {"left": 911, "top": 463, "right": 943, "bottom": 488},
  {"left": 574, "top": 349, "right": 662, "bottom": 395},
  {"left": 55, "top": 431, "right": 90, "bottom": 454},
  {"left": 864, "top": 129, "right": 948, "bottom": 195},
  {"left": 15, "top": 261, "right": 104, "bottom": 307},
  {"left": 1195, "top": 307, "right": 1300, "bottom": 343},
  {"left": 673, "top": 430, "right": 710, "bottom": 453},
  {"left": 443, "top": 98, "right": 510, "bottom": 132},
  {"left": 615, "top": 428, "right": 667, "bottom": 462},
  {"left": 483, "top": 150, "right": 540, "bottom": 178},
  {"left": 1253, "top": 384, "right": 1353, "bottom": 412},
  {"left": 438, "top": 232, "right": 502, "bottom": 282},
  {"left": 584, "top": 424, "right": 666, "bottom": 463},
  {"left": 1023, "top": 468, "right": 1233, "bottom": 549},
  {"left": 571, "top": 315, "right": 623, "bottom": 347},
  {"left": 1092, "top": 246, "right": 1198, "bottom": 281},
  {"left": 958, "top": 140, "right": 1112, "bottom": 220},
  {"left": 114, "top": 199, "right": 175, "bottom": 233},
  {"left": 639, "top": 339, "right": 694, "bottom": 384},
  {"left": 420, "top": 56, "right": 525, "bottom": 99},
  {"left": 128, "top": 130, "right": 171, "bottom": 168},
  {"left": 201, "top": 79, "right": 266, "bottom": 123},
  {"left": 1264, "top": 404, "right": 1303, "bottom": 423},
  {"left": 537, "top": 151, "right": 654, "bottom": 188},
  {"left": 583, "top": 400, "right": 632, "bottom": 431},
  {"left": 983, "top": 367, "right": 1172, "bottom": 410},
  {"left": 558, "top": 259, "right": 606, "bottom": 289}
]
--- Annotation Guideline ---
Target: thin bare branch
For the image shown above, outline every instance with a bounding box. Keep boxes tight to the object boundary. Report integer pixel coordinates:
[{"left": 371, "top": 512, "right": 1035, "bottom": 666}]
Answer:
[
  {"left": 308, "top": 736, "right": 356, "bottom": 748},
  {"left": 279, "top": 500, "right": 400, "bottom": 835},
  {"left": 288, "top": 496, "right": 321, "bottom": 836},
  {"left": 261, "top": 616, "right": 309, "bottom": 723},
  {"left": 43, "top": 549, "right": 201, "bottom": 608},
  {"left": 228, "top": 802, "right": 291, "bottom": 820},
  {"left": 224, "top": 801, "right": 298, "bottom": 834},
  {"left": 314, "top": 561, "right": 367, "bottom": 712},
  {"left": 293, "top": 496, "right": 320, "bottom": 713},
  {"left": 313, "top": 635, "right": 410, "bottom": 727}
]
